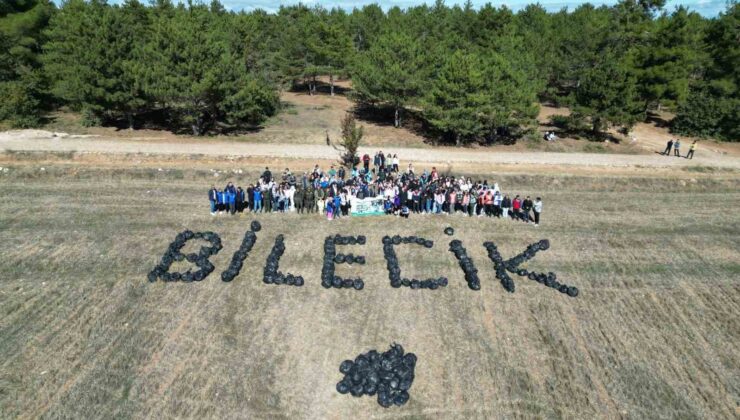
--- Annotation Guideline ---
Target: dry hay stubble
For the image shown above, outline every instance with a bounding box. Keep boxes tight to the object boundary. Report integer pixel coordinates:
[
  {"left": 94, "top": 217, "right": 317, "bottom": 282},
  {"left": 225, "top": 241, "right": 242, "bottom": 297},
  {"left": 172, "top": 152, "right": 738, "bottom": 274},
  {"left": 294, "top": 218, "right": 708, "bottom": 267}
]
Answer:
[{"left": 0, "top": 171, "right": 738, "bottom": 418}]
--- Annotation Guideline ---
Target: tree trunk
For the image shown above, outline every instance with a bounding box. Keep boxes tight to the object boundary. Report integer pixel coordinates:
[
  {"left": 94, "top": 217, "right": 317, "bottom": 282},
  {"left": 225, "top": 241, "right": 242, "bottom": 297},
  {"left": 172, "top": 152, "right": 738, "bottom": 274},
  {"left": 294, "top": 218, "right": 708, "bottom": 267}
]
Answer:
[
  {"left": 394, "top": 107, "right": 401, "bottom": 128},
  {"left": 592, "top": 117, "right": 601, "bottom": 137},
  {"left": 127, "top": 113, "right": 134, "bottom": 131},
  {"left": 329, "top": 74, "right": 334, "bottom": 96},
  {"left": 192, "top": 114, "right": 204, "bottom": 136}
]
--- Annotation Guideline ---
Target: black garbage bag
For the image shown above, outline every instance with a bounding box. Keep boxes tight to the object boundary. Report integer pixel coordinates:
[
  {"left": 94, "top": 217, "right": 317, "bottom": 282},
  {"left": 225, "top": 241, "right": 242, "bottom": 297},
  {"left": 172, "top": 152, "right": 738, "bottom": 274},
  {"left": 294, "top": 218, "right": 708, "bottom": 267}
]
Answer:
[
  {"left": 393, "top": 391, "right": 409, "bottom": 406},
  {"left": 377, "top": 391, "right": 393, "bottom": 408},
  {"left": 350, "top": 384, "right": 364, "bottom": 397},
  {"left": 336, "top": 380, "right": 350, "bottom": 394},
  {"left": 250, "top": 220, "right": 261, "bottom": 232}
]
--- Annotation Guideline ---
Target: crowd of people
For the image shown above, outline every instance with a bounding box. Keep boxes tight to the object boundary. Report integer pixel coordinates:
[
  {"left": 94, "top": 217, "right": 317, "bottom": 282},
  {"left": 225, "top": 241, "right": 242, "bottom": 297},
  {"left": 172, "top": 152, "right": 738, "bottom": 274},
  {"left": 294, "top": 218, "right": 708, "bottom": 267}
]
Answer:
[
  {"left": 208, "top": 151, "right": 545, "bottom": 225},
  {"left": 662, "top": 138, "right": 698, "bottom": 159}
]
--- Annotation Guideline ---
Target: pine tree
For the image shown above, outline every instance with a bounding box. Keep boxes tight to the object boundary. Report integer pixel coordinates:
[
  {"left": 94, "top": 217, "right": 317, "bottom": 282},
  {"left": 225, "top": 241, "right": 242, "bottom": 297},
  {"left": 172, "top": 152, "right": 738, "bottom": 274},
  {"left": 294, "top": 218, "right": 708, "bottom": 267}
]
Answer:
[
  {"left": 627, "top": 7, "right": 706, "bottom": 111},
  {"left": 0, "top": 0, "right": 53, "bottom": 127},
  {"left": 673, "top": 4, "right": 739, "bottom": 141},
  {"left": 43, "top": 0, "right": 149, "bottom": 127},
  {"left": 351, "top": 30, "right": 426, "bottom": 128},
  {"left": 135, "top": 1, "right": 277, "bottom": 135},
  {"left": 422, "top": 50, "right": 490, "bottom": 146},
  {"left": 573, "top": 51, "right": 643, "bottom": 136}
]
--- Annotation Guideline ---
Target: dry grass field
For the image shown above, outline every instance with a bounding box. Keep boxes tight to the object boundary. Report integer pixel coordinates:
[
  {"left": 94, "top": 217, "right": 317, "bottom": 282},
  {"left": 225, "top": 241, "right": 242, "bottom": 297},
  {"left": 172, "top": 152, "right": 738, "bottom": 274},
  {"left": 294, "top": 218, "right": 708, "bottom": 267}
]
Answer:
[{"left": 1, "top": 157, "right": 738, "bottom": 419}]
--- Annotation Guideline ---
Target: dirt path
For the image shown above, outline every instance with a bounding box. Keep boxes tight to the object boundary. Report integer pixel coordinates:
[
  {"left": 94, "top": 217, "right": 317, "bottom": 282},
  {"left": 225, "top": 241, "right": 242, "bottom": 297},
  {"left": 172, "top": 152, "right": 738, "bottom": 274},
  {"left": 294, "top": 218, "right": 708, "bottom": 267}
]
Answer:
[{"left": 1, "top": 130, "right": 738, "bottom": 169}]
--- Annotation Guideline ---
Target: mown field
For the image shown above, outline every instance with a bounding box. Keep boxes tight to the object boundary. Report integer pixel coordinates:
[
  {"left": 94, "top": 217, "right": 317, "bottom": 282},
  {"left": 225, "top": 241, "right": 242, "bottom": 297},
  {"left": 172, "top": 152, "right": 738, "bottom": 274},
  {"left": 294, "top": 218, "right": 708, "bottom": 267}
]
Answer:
[{"left": 0, "top": 166, "right": 738, "bottom": 419}]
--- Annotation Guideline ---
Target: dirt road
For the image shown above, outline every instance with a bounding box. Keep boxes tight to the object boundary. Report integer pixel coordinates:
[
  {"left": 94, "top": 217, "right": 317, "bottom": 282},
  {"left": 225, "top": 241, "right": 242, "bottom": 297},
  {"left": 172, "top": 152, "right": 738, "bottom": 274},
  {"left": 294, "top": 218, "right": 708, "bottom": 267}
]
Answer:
[{"left": 1, "top": 130, "right": 738, "bottom": 169}]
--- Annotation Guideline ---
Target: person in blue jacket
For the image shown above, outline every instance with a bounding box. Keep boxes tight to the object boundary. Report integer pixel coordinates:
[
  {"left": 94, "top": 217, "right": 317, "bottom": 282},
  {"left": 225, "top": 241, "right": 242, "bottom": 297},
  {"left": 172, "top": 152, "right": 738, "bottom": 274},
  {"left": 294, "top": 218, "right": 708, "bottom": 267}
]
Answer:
[
  {"left": 333, "top": 194, "right": 342, "bottom": 218},
  {"left": 226, "top": 188, "right": 236, "bottom": 214},
  {"left": 217, "top": 190, "right": 226, "bottom": 214},
  {"left": 208, "top": 186, "right": 218, "bottom": 215},
  {"left": 253, "top": 188, "right": 262, "bottom": 213}
]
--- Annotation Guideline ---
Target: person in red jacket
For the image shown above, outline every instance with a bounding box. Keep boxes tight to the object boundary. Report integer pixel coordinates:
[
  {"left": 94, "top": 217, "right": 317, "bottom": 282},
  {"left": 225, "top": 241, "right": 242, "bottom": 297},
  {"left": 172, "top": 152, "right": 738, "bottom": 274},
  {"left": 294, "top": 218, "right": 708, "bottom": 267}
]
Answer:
[
  {"left": 362, "top": 153, "right": 370, "bottom": 172},
  {"left": 512, "top": 195, "right": 522, "bottom": 221}
]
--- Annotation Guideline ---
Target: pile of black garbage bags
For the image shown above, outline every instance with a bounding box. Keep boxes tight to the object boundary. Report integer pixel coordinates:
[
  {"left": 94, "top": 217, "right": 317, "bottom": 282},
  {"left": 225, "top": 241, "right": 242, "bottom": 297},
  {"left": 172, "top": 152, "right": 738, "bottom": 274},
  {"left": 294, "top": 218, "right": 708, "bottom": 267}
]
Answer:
[
  {"left": 148, "top": 230, "right": 222, "bottom": 282},
  {"left": 336, "top": 343, "right": 416, "bottom": 407}
]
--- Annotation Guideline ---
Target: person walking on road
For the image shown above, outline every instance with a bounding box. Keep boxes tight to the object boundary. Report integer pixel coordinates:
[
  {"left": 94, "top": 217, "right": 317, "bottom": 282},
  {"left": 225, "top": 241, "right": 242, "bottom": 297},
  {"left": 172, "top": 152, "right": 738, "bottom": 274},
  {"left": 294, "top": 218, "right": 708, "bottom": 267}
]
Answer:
[{"left": 674, "top": 139, "right": 681, "bottom": 157}]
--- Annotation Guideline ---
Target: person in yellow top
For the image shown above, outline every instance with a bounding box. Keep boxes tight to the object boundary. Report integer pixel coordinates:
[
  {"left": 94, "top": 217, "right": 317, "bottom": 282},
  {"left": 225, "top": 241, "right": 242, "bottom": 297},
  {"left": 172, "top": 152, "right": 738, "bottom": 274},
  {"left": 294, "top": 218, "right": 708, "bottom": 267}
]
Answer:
[{"left": 686, "top": 141, "right": 697, "bottom": 159}]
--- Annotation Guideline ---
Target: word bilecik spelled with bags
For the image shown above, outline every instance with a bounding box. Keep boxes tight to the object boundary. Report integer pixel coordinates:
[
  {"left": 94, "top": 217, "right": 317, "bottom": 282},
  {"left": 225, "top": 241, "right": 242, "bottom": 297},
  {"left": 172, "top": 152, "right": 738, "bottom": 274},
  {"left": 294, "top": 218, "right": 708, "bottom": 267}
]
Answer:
[{"left": 148, "top": 223, "right": 579, "bottom": 298}]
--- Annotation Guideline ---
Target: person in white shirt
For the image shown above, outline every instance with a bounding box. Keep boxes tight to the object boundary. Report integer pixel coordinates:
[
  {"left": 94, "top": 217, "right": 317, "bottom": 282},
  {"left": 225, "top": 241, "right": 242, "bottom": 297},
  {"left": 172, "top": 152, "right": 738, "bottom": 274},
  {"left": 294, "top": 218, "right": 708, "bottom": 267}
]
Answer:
[
  {"left": 533, "top": 197, "right": 543, "bottom": 226},
  {"left": 287, "top": 185, "right": 295, "bottom": 211}
]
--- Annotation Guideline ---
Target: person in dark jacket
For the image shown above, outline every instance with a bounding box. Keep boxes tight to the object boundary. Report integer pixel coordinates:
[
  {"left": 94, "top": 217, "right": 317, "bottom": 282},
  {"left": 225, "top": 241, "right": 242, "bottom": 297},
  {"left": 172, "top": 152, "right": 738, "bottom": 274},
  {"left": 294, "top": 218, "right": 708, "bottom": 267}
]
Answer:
[
  {"left": 246, "top": 184, "right": 254, "bottom": 212},
  {"left": 209, "top": 186, "right": 218, "bottom": 215},
  {"left": 304, "top": 187, "right": 315, "bottom": 213},
  {"left": 262, "top": 167, "right": 272, "bottom": 183},
  {"left": 501, "top": 195, "right": 512, "bottom": 219},
  {"left": 663, "top": 139, "right": 673, "bottom": 155},
  {"left": 236, "top": 187, "right": 245, "bottom": 212},
  {"left": 522, "top": 196, "right": 533, "bottom": 223}
]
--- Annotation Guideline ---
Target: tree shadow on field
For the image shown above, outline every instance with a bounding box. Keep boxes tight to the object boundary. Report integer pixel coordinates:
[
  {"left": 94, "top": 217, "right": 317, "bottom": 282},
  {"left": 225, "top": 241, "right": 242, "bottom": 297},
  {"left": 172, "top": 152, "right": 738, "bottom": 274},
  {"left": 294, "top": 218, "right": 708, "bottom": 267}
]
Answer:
[
  {"left": 290, "top": 80, "right": 350, "bottom": 96},
  {"left": 645, "top": 111, "right": 671, "bottom": 129},
  {"left": 351, "top": 103, "right": 446, "bottom": 145},
  {"left": 105, "top": 108, "right": 266, "bottom": 136}
]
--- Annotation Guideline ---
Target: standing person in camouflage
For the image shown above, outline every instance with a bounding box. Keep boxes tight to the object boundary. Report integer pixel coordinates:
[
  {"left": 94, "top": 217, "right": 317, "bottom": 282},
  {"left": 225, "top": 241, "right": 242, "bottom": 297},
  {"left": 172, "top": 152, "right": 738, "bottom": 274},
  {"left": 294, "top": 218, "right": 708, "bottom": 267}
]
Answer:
[
  {"left": 316, "top": 187, "right": 326, "bottom": 215},
  {"left": 294, "top": 187, "right": 304, "bottom": 213},
  {"left": 304, "top": 187, "right": 316, "bottom": 213},
  {"left": 264, "top": 186, "right": 273, "bottom": 213}
]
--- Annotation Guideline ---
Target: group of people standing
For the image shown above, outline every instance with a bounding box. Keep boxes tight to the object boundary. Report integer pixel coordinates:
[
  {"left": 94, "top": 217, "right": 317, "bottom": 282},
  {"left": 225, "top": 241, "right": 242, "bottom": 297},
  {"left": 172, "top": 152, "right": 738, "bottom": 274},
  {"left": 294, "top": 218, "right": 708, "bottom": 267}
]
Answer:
[
  {"left": 662, "top": 139, "right": 698, "bottom": 159},
  {"left": 208, "top": 154, "right": 545, "bottom": 226}
]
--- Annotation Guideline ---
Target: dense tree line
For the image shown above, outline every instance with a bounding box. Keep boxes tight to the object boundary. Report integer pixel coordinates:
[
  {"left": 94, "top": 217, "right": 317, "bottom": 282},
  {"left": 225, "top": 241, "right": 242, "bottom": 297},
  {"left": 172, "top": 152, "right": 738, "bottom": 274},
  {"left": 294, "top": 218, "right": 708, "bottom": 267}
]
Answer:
[{"left": 0, "top": 0, "right": 737, "bottom": 141}]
